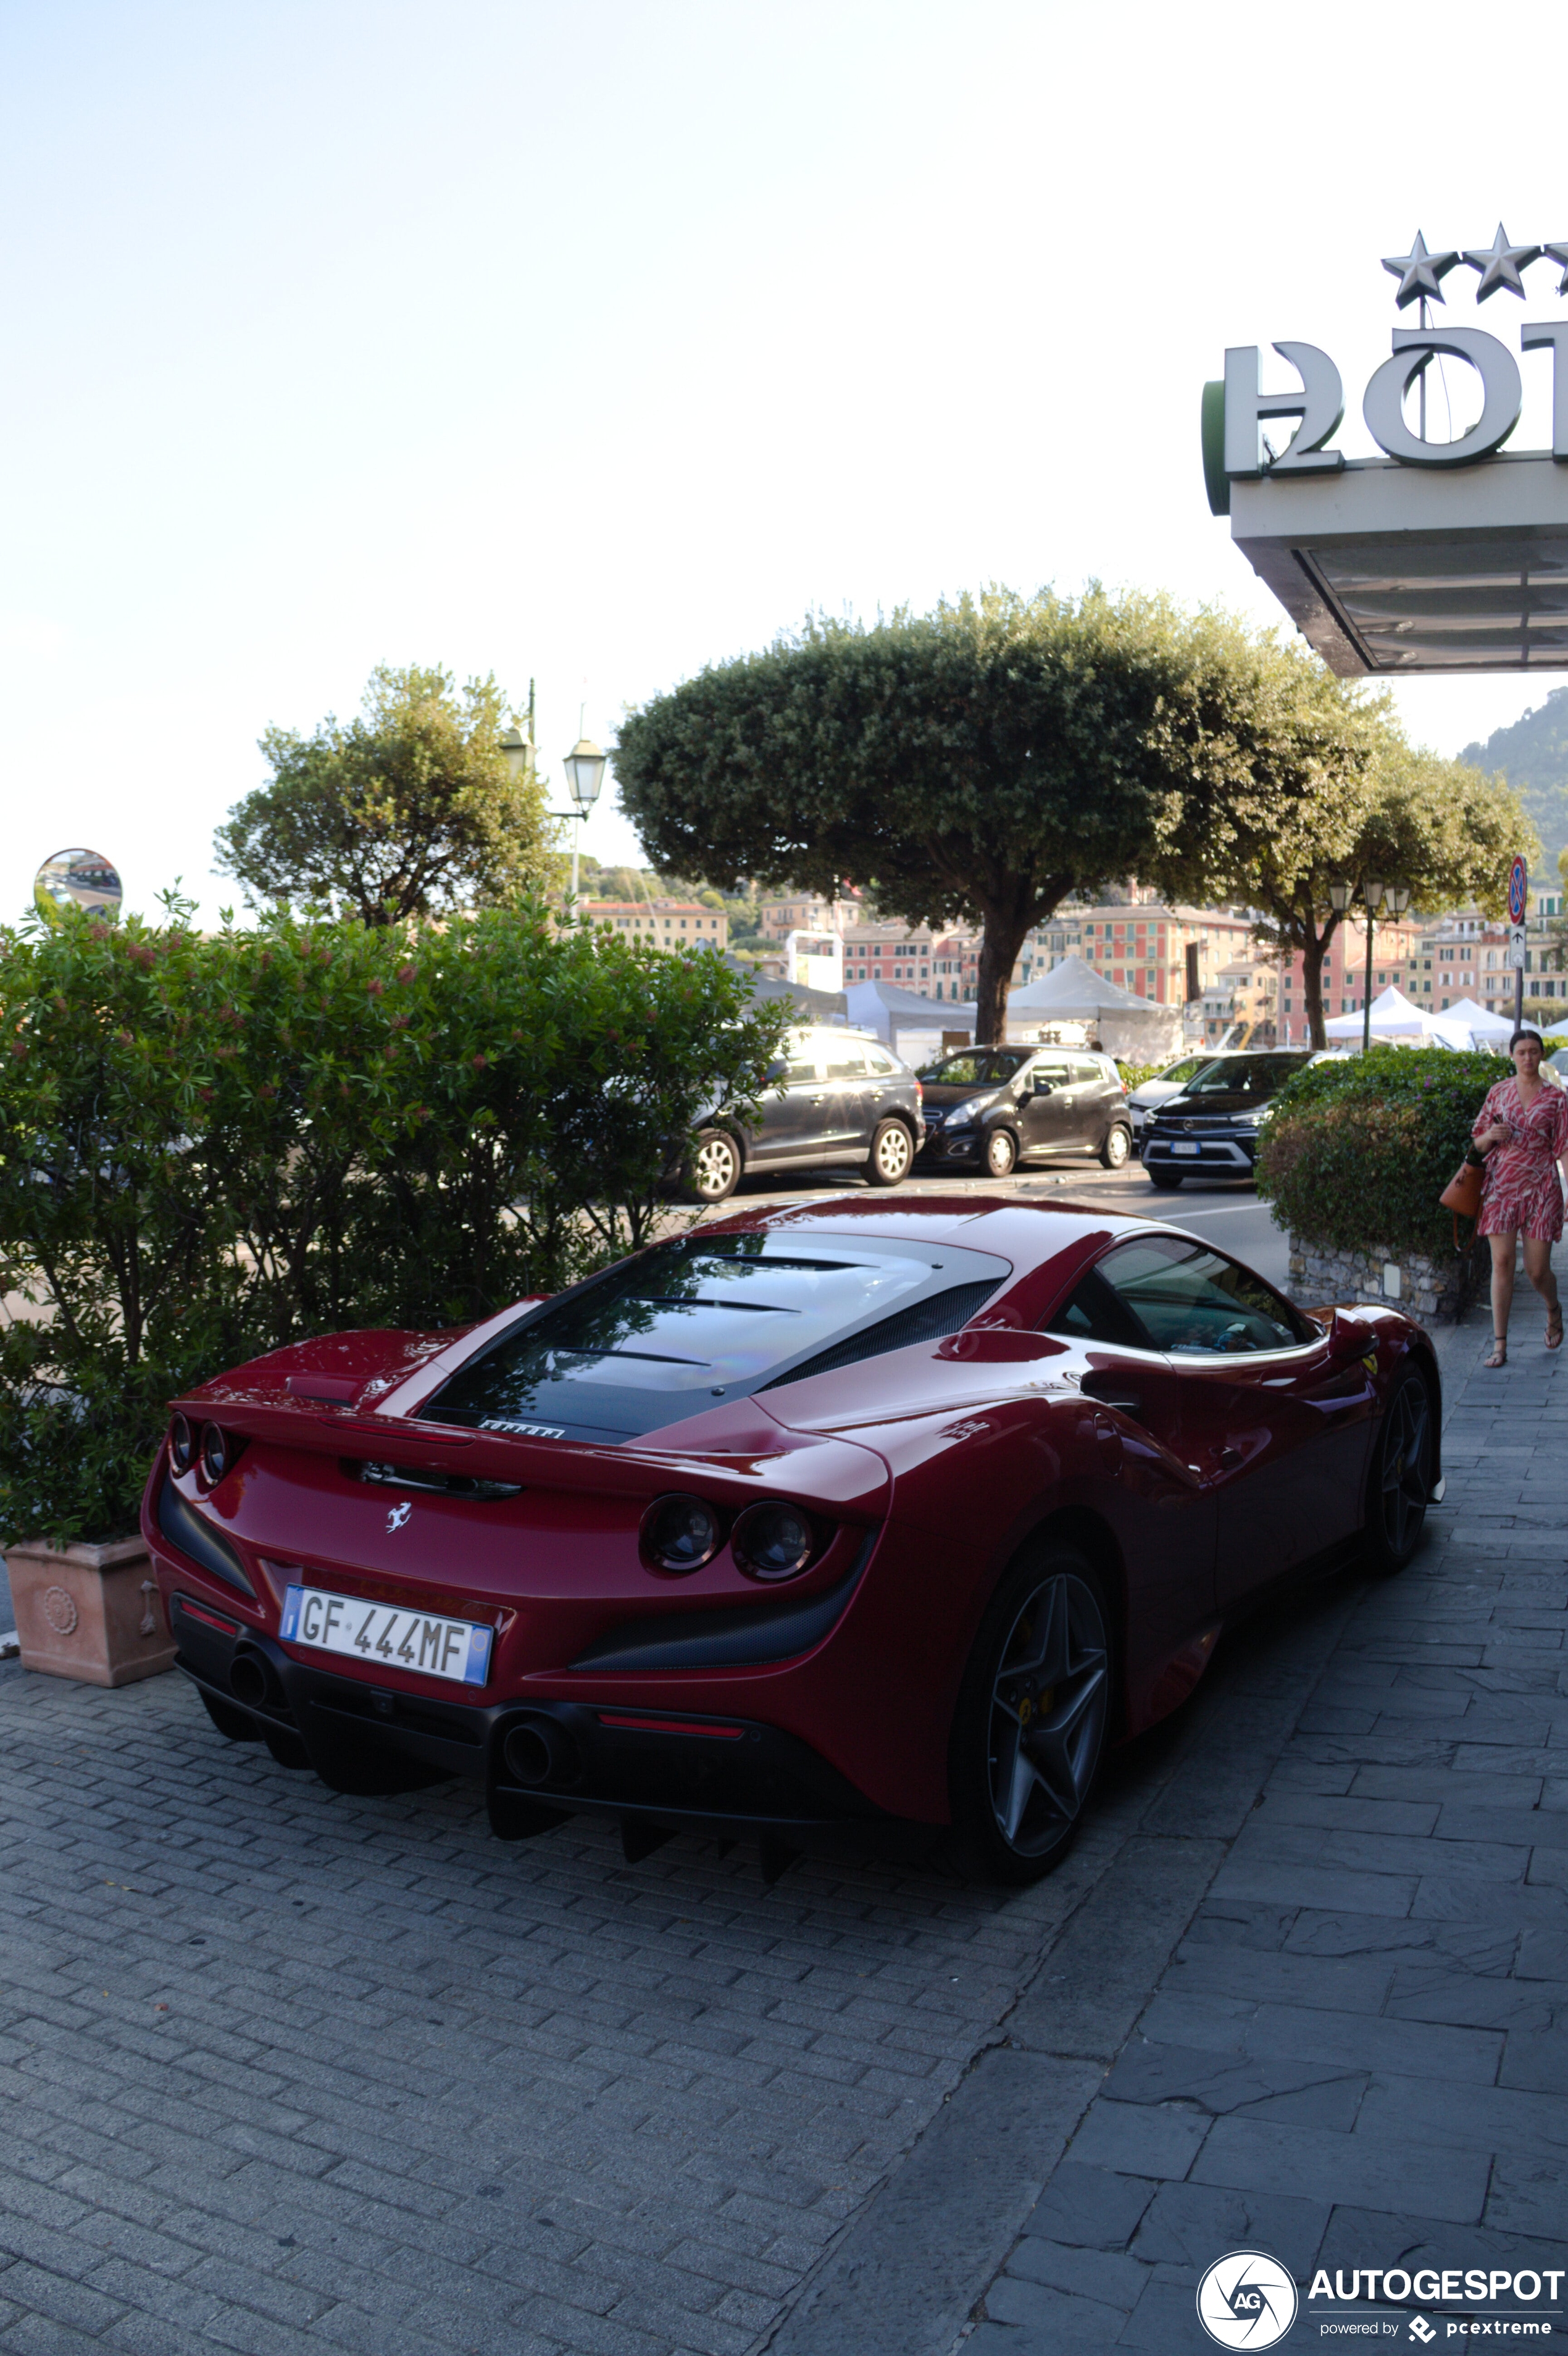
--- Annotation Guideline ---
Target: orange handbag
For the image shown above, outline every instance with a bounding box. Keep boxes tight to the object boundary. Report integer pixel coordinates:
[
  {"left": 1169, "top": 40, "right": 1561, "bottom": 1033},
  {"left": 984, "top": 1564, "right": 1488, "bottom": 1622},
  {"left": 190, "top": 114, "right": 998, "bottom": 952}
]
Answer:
[{"left": 1439, "top": 1150, "right": 1486, "bottom": 1248}]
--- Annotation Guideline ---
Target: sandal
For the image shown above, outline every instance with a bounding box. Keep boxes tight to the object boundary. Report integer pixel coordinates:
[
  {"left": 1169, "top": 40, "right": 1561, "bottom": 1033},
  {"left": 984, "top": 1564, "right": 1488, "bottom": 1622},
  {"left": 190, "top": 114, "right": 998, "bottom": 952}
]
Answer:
[
  {"left": 1485, "top": 1335, "right": 1508, "bottom": 1368},
  {"left": 1549, "top": 1305, "right": 1564, "bottom": 1352}
]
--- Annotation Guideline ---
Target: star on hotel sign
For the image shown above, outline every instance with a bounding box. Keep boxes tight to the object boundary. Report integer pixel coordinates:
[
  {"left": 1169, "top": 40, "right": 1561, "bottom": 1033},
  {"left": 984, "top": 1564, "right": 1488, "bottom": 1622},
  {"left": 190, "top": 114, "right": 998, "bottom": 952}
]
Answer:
[
  {"left": 1380, "top": 231, "right": 1459, "bottom": 308},
  {"left": 1382, "top": 225, "right": 1568, "bottom": 304}
]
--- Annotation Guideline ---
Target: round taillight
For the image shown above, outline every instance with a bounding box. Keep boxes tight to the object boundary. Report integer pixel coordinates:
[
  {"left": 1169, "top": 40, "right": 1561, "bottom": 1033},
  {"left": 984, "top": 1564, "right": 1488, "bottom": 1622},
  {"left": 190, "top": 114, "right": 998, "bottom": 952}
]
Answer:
[
  {"left": 641, "top": 1493, "right": 722, "bottom": 1574},
  {"left": 732, "top": 1500, "right": 816, "bottom": 1582},
  {"left": 199, "top": 1422, "right": 231, "bottom": 1484},
  {"left": 169, "top": 1413, "right": 195, "bottom": 1473}
]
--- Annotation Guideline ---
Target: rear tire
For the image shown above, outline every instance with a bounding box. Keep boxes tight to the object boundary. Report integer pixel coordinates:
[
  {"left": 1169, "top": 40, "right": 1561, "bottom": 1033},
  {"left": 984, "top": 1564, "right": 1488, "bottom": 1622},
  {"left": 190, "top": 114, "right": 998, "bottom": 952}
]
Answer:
[
  {"left": 686, "top": 1129, "right": 741, "bottom": 1203},
  {"left": 1364, "top": 1369, "right": 1433, "bottom": 1574},
  {"left": 865, "top": 1119, "right": 913, "bottom": 1187},
  {"left": 1146, "top": 1167, "right": 1183, "bottom": 1191},
  {"left": 948, "top": 1544, "right": 1112, "bottom": 1885},
  {"left": 1099, "top": 1124, "right": 1132, "bottom": 1170},
  {"left": 984, "top": 1129, "right": 1018, "bottom": 1179}
]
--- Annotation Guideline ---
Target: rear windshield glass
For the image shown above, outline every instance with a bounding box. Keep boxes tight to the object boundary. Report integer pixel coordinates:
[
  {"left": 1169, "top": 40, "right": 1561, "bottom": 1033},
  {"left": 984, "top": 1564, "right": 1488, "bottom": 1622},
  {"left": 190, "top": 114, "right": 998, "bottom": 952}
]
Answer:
[
  {"left": 1180, "top": 1053, "right": 1308, "bottom": 1098},
  {"left": 422, "top": 1231, "right": 1011, "bottom": 1445}
]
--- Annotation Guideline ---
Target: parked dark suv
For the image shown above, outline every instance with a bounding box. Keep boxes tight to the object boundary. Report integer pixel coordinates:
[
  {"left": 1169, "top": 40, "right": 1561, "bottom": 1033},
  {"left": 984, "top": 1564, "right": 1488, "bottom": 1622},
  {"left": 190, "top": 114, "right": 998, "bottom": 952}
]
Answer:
[
  {"left": 915, "top": 1046, "right": 1133, "bottom": 1177},
  {"left": 684, "top": 1026, "right": 924, "bottom": 1201},
  {"left": 1141, "top": 1048, "right": 1313, "bottom": 1188}
]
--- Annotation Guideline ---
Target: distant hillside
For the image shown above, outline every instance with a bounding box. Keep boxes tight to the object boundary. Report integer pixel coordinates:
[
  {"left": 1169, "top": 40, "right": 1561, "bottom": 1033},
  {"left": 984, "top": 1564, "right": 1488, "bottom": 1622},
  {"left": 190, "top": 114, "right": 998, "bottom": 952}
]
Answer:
[{"left": 1461, "top": 687, "right": 1568, "bottom": 864}]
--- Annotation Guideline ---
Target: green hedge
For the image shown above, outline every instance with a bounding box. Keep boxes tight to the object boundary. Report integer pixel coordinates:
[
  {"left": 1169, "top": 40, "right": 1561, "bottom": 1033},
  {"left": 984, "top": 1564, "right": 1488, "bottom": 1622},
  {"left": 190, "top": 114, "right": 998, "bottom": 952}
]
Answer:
[
  {"left": 0, "top": 899, "right": 787, "bottom": 1544},
  {"left": 1255, "top": 1046, "right": 1506, "bottom": 1260}
]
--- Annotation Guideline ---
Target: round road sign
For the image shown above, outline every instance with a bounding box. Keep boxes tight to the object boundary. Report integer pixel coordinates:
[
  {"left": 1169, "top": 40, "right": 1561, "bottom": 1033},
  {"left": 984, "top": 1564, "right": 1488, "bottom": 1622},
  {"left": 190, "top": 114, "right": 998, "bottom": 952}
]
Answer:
[{"left": 1509, "top": 855, "right": 1528, "bottom": 925}]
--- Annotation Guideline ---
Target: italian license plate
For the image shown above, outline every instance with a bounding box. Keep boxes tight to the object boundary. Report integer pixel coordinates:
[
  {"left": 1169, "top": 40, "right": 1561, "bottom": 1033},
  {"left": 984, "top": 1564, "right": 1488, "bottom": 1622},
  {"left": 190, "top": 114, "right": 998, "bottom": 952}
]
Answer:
[
  {"left": 1171, "top": 1142, "right": 1200, "bottom": 1156},
  {"left": 280, "top": 1584, "right": 493, "bottom": 1686}
]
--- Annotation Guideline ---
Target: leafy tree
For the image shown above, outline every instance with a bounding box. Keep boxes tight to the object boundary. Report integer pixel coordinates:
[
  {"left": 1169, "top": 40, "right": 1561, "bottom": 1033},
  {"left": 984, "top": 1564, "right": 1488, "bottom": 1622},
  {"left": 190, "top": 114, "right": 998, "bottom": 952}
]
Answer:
[
  {"left": 614, "top": 589, "right": 1378, "bottom": 1043},
  {"left": 1222, "top": 731, "right": 1532, "bottom": 1045},
  {"left": 0, "top": 900, "right": 785, "bottom": 1542},
  {"left": 214, "top": 663, "right": 557, "bottom": 925}
]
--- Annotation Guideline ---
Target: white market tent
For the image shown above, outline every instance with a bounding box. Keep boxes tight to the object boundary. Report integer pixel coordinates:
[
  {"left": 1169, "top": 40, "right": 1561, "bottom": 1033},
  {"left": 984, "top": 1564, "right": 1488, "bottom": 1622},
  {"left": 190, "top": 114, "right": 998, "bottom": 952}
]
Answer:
[
  {"left": 1324, "top": 986, "right": 1513, "bottom": 1052},
  {"left": 1003, "top": 954, "right": 1182, "bottom": 1062},
  {"left": 1430, "top": 997, "right": 1514, "bottom": 1049},
  {"left": 1323, "top": 985, "right": 1439, "bottom": 1042},
  {"left": 844, "top": 979, "right": 975, "bottom": 1068}
]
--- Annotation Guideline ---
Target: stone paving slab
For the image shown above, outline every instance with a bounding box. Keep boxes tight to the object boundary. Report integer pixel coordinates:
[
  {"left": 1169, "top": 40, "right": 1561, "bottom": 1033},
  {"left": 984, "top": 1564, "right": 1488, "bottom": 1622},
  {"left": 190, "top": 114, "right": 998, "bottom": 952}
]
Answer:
[{"left": 944, "top": 1289, "right": 1568, "bottom": 2354}]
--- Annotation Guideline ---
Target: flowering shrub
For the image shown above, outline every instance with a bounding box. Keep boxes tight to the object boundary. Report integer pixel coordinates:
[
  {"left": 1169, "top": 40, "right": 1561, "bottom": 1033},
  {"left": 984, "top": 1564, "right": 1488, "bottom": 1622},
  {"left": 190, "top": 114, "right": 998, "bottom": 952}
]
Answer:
[
  {"left": 0, "top": 898, "right": 786, "bottom": 1541},
  {"left": 1256, "top": 1046, "right": 1505, "bottom": 1260}
]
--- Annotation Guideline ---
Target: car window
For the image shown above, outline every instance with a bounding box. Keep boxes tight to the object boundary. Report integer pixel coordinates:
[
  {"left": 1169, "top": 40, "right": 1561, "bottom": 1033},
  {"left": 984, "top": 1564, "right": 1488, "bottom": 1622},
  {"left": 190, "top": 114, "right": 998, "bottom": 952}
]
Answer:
[
  {"left": 1045, "top": 1269, "right": 1148, "bottom": 1349},
  {"left": 782, "top": 1053, "right": 819, "bottom": 1084},
  {"left": 1161, "top": 1056, "right": 1206, "bottom": 1084},
  {"left": 1071, "top": 1058, "right": 1103, "bottom": 1084},
  {"left": 867, "top": 1050, "right": 899, "bottom": 1075},
  {"left": 422, "top": 1232, "right": 1012, "bottom": 1443},
  {"left": 1183, "top": 1053, "right": 1307, "bottom": 1099},
  {"left": 921, "top": 1050, "right": 1030, "bottom": 1084},
  {"left": 1032, "top": 1059, "right": 1071, "bottom": 1090},
  {"left": 1095, "top": 1237, "right": 1314, "bottom": 1354},
  {"left": 823, "top": 1045, "right": 870, "bottom": 1079}
]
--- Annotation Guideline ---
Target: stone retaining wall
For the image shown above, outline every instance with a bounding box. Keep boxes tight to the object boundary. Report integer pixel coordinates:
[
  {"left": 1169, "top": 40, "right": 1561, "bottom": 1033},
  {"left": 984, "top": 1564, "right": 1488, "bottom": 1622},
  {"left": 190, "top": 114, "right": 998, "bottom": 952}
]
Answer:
[{"left": 1287, "top": 1231, "right": 1489, "bottom": 1325}]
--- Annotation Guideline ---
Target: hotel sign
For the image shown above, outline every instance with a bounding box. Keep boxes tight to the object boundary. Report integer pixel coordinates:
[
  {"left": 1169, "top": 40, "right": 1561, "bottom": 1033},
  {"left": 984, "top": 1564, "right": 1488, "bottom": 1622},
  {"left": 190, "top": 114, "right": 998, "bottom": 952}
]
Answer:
[{"left": 1207, "top": 227, "right": 1568, "bottom": 675}]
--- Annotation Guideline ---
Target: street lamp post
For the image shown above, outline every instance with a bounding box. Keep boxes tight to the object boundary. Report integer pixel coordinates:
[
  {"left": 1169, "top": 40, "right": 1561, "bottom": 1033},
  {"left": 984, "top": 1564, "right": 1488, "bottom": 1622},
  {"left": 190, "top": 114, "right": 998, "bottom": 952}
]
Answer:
[
  {"left": 499, "top": 703, "right": 608, "bottom": 914},
  {"left": 561, "top": 730, "right": 606, "bottom": 905},
  {"left": 1330, "top": 879, "right": 1409, "bottom": 1052}
]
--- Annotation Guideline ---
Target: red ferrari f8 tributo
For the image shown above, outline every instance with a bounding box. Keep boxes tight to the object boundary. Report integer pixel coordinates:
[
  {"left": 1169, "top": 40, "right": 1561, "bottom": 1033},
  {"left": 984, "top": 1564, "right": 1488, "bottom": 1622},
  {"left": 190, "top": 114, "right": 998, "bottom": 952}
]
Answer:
[{"left": 143, "top": 1198, "right": 1440, "bottom": 1882}]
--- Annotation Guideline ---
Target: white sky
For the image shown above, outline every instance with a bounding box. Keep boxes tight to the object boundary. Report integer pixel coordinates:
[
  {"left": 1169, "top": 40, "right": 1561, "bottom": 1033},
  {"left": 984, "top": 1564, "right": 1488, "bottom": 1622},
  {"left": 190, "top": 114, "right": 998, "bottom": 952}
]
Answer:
[{"left": 3, "top": 0, "right": 1566, "bottom": 924}]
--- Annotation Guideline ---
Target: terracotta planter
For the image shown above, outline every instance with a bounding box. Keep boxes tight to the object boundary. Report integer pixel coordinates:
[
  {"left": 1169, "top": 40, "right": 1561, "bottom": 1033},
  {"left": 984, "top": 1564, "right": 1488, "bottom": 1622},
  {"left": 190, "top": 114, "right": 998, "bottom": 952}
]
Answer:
[{"left": 5, "top": 1535, "right": 175, "bottom": 1686}]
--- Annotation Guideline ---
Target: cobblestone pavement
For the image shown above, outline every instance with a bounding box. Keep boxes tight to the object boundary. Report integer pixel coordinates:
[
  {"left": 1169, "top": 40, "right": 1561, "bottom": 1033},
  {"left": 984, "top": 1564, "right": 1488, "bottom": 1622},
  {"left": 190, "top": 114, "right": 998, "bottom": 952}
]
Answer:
[
  {"left": 1, "top": 1267, "right": 1554, "bottom": 2355},
  {"left": 940, "top": 1280, "right": 1568, "bottom": 2355}
]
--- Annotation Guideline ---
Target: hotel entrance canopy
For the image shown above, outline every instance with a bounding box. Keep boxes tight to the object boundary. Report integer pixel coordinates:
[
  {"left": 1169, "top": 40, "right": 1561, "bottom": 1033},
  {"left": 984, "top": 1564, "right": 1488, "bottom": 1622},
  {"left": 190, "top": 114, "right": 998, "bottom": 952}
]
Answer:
[{"left": 1230, "top": 453, "right": 1568, "bottom": 676}]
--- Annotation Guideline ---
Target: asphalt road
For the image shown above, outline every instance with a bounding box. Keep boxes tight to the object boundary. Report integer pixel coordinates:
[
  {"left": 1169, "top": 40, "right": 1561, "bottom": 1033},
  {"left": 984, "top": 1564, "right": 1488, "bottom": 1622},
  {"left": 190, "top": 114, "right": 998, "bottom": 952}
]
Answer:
[{"left": 705, "top": 1159, "right": 1292, "bottom": 1294}]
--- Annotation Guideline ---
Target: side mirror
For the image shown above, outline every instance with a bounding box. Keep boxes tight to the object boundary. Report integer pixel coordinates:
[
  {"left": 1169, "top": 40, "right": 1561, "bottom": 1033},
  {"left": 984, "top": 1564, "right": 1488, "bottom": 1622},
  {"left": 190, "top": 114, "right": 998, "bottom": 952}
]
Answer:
[
  {"left": 1033, "top": 1077, "right": 1054, "bottom": 1097},
  {"left": 1324, "top": 1307, "right": 1369, "bottom": 1360}
]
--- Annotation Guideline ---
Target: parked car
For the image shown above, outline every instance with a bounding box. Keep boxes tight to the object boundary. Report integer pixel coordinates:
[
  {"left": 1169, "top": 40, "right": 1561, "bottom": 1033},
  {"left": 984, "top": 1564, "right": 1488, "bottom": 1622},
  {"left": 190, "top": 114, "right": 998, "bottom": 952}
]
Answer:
[
  {"left": 1125, "top": 1051, "right": 1231, "bottom": 1140},
  {"left": 1141, "top": 1049, "right": 1314, "bottom": 1188},
  {"left": 916, "top": 1046, "right": 1133, "bottom": 1176},
  {"left": 683, "top": 1026, "right": 923, "bottom": 1201},
  {"left": 147, "top": 1197, "right": 1440, "bottom": 1886}
]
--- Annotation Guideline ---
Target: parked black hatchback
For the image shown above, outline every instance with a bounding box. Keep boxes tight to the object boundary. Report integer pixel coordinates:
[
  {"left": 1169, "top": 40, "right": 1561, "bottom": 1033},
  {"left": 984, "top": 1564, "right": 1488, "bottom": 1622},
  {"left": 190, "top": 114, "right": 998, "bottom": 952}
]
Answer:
[
  {"left": 1141, "top": 1049, "right": 1312, "bottom": 1188},
  {"left": 683, "top": 1026, "right": 924, "bottom": 1201},
  {"left": 915, "top": 1046, "right": 1132, "bottom": 1177}
]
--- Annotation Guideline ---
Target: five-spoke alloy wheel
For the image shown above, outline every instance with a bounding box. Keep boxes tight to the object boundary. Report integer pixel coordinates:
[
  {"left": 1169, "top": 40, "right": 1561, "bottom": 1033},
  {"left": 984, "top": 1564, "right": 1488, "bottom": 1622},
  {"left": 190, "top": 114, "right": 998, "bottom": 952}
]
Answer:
[
  {"left": 866, "top": 1119, "right": 914, "bottom": 1187},
  {"left": 951, "top": 1545, "right": 1112, "bottom": 1882},
  {"left": 1366, "top": 1368, "right": 1433, "bottom": 1573},
  {"left": 686, "top": 1129, "right": 741, "bottom": 1202}
]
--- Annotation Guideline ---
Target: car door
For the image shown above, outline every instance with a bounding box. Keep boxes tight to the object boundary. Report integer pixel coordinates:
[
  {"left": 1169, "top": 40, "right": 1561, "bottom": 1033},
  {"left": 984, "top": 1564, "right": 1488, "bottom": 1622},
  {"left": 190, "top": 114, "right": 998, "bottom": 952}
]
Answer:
[
  {"left": 1068, "top": 1057, "right": 1113, "bottom": 1150},
  {"left": 1019, "top": 1056, "right": 1078, "bottom": 1159},
  {"left": 819, "top": 1037, "right": 873, "bottom": 1152},
  {"left": 1093, "top": 1234, "right": 1378, "bottom": 1604},
  {"left": 1043, "top": 1258, "right": 1217, "bottom": 1652},
  {"left": 747, "top": 1043, "right": 827, "bottom": 1165}
]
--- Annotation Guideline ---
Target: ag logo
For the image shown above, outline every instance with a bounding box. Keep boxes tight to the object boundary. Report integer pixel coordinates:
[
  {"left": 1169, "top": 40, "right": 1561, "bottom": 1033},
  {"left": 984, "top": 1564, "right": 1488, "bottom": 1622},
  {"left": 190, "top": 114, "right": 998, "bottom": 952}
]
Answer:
[
  {"left": 386, "top": 1502, "right": 412, "bottom": 1534},
  {"left": 1197, "top": 2250, "right": 1298, "bottom": 2348}
]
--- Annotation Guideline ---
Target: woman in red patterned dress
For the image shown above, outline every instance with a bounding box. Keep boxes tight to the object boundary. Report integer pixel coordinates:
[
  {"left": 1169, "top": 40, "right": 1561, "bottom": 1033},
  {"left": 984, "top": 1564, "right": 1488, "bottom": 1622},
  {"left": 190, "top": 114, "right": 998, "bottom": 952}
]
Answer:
[{"left": 1474, "top": 1028, "right": 1568, "bottom": 1366}]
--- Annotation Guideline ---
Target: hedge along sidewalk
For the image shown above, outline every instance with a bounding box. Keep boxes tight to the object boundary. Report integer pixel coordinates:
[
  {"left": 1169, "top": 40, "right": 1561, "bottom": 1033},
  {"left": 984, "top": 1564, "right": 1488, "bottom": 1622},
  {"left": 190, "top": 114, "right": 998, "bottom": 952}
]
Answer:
[
  {"left": 0, "top": 895, "right": 789, "bottom": 1548},
  {"left": 1257, "top": 1045, "right": 1511, "bottom": 1326}
]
